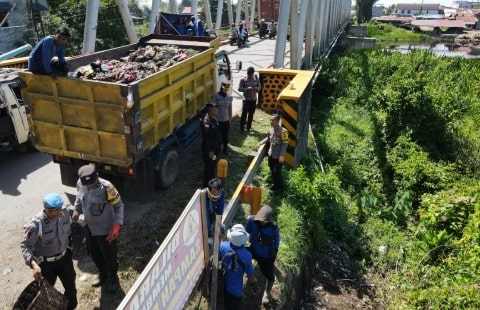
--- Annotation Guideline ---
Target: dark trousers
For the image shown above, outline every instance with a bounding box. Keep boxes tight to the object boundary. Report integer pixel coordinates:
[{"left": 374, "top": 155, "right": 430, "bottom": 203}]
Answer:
[
  {"left": 85, "top": 226, "right": 118, "bottom": 278},
  {"left": 240, "top": 100, "right": 256, "bottom": 130},
  {"left": 203, "top": 156, "right": 217, "bottom": 187},
  {"left": 268, "top": 155, "right": 283, "bottom": 190},
  {"left": 250, "top": 253, "right": 275, "bottom": 281},
  {"left": 41, "top": 249, "right": 77, "bottom": 310},
  {"left": 219, "top": 121, "right": 230, "bottom": 151},
  {"left": 224, "top": 290, "right": 243, "bottom": 310}
]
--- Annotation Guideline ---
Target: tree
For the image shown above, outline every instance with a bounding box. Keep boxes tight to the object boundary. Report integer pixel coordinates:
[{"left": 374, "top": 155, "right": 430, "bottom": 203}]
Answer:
[
  {"left": 385, "top": 5, "right": 395, "bottom": 16},
  {"left": 24, "top": 0, "right": 129, "bottom": 55},
  {"left": 355, "top": 0, "right": 378, "bottom": 23}
]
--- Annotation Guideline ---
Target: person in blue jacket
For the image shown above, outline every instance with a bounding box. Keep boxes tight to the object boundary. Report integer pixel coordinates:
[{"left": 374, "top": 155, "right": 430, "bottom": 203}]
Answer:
[
  {"left": 205, "top": 178, "right": 225, "bottom": 238},
  {"left": 28, "top": 26, "right": 70, "bottom": 76},
  {"left": 196, "top": 15, "right": 205, "bottom": 36},
  {"left": 219, "top": 224, "right": 257, "bottom": 310},
  {"left": 246, "top": 205, "right": 280, "bottom": 305}
]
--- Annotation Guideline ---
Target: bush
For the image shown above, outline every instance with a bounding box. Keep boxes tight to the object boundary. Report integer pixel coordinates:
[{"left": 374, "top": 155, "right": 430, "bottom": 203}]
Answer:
[{"left": 311, "top": 47, "right": 480, "bottom": 307}]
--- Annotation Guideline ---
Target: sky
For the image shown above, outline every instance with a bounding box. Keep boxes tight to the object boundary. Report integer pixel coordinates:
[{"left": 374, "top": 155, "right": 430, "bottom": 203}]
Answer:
[{"left": 372, "top": 0, "right": 456, "bottom": 7}]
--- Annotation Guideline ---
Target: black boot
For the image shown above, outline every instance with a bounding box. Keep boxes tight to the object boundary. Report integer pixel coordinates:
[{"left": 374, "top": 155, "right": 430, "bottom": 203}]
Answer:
[
  {"left": 107, "top": 274, "right": 120, "bottom": 293},
  {"left": 91, "top": 272, "right": 108, "bottom": 287}
]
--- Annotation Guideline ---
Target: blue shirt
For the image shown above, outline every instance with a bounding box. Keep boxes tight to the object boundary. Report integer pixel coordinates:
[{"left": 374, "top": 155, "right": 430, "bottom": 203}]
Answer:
[
  {"left": 197, "top": 20, "right": 205, "bottom": 36},
  {"left": 28, "top": 35, "right": 67, "bottom": 74},
  {"left": 219, "top": 241, "right": 254, "bottom": 297},
  {"left": 206, "top": 189, "right": 225, "bottom": 236},
  {"left": 246, "top": 216, "right": 280, "bottom": 258}
]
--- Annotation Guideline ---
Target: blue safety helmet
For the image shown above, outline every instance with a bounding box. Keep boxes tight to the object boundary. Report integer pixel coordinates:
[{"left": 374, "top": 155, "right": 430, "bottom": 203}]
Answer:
[{"left": 43, "top": 193, "right": 64, "bottom": 209}]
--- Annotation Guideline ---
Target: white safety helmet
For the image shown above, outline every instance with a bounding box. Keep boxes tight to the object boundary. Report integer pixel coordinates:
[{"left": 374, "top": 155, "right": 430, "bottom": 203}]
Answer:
[{"left": 220, "top": 75, "right": 231, "bottom": 88}]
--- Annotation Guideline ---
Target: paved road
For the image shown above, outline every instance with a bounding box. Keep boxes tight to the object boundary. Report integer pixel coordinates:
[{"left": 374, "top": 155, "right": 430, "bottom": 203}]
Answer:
[
  {"left": 219, "top": 34, "right": 289, "bottom": 114},
  {"left": 0, "top": 33, "right": 289, "bottom": 308}
]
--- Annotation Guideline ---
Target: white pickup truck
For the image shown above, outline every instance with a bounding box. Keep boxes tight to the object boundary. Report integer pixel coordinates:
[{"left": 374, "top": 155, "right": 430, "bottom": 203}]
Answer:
[{"left": 0, "top": 68, "right": 32, "bottom": 152}]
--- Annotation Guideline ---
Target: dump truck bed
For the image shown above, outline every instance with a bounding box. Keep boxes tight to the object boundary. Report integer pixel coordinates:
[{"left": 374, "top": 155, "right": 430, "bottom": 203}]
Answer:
[{"left": 19, "top": 34, "right": 220, "bottom": 168}]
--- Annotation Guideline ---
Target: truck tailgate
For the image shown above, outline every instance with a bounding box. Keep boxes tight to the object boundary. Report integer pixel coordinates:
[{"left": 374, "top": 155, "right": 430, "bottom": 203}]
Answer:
[{"left": 20, "top": 73, "right": 135, "bottom": 166}]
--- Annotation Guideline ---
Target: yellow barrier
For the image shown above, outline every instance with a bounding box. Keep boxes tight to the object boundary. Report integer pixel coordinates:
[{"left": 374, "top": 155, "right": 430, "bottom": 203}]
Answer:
[
  {"left": 216, "top": 159, "right": 228, "bottom": 178},
  {"left": 258, "top": 68, "right": 315, "bottom": 169}
]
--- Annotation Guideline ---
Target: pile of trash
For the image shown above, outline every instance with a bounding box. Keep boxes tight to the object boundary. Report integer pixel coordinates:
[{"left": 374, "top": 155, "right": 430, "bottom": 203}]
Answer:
[{"left": 72, "top": 45, "right": 199, "bottom": 84}]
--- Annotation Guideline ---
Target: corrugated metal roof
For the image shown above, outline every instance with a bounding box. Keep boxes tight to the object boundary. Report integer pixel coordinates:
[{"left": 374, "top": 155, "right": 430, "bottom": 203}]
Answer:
[
  {"left": 457, "top": 15, "right": 478, "bottom": 24},
  {"left": 411, "top": 19, "right": 465, "bottom": 28},
  {"left": 376, "top": 16, "right": 413, "bottom": 22}
]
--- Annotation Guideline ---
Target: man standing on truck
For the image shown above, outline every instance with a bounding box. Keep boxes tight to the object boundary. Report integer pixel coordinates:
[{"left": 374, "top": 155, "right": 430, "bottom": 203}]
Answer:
[
  {"left": 188, "top": 16, "right": 197, "bottom": 36},
  {"left": 239, "top": 67, "right": 261, "bottom": 132},
  {"left": 196, "top": 15, "right": 206, "bottom": 37},
  {"left": 211, "top": 78, "right": 233, "bottom": 156},
  {"left": 21, "top": 193, "right": 78, "bottom": 310},
  {"left": 28, "top": 26, "right": 70, "bottom": 76},
  {"left": 72, "top": 164, "right": 124, "bottom": 293},
  {"left": 202, "top": 102, "right": 223, "bottom": 187}
]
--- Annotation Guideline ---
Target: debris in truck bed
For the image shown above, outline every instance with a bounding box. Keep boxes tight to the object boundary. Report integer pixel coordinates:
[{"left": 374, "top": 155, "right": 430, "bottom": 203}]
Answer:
[{"left": 72, "top": 45, "right": 200, "bottom": 84}]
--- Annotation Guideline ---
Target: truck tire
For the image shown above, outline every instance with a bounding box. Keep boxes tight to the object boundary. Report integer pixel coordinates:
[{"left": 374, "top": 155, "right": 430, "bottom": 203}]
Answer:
[
  {"left": 154, "top": 148, "right": 180, "bottom": 189},
  {"left": 59, "top": 163, "right": 80, "bottom": 187}
]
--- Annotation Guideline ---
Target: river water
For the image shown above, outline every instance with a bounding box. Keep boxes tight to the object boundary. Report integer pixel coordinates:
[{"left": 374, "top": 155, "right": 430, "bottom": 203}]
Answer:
[{"left": 387, "top": 43, "right": 480, "bottom": 59}]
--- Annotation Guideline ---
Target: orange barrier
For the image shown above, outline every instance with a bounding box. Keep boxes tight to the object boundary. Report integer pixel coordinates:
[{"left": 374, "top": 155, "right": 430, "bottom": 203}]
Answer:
[{"left": 241, "top": 185, "right": 262, "bottom": 215}]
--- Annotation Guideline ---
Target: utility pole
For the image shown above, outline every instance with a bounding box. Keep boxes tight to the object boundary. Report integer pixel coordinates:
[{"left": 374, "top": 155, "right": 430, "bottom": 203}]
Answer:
[
  {"left": 150, "top": 0, "right": 160, "bottom": 34},
  {"left": 82, "top": 0, "right": 99, "bottom": 54},
  {"left": 116, "top": 0, "right": 138, "bottom": 43}
]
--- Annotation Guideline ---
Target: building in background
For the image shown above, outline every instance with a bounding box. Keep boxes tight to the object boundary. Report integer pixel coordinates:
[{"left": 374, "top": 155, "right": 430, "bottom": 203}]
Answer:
[
  {"left": 372, "top": 5, "right": 386, "bottom": 18},
  {"left": 454, "top": 1, "right": 480, "bottom": 9},
  {"left": 0, "top": 0, "right": 48, "bottom": 54},
  {"left": 260, "top": 0, "right": 280, "bottom": 22},
  {"left": 394, "top": 3, "right": 445, "bottom": 17}
]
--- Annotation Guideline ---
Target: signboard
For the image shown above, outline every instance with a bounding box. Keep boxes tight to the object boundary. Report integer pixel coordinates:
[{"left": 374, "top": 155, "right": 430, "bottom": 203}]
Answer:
[{"left": 118, "top": 190, "right": 206, "bottom": 310}]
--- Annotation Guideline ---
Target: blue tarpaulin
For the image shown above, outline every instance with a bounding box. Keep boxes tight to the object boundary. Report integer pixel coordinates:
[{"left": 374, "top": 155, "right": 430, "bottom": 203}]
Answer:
[{"left": 0, "top": 2, "right": 13, "bottom": 10}]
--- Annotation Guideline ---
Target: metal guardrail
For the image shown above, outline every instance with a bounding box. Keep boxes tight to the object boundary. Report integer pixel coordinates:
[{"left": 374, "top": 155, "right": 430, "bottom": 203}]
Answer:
[{"left": 222, "top": 144, "right": 266, "bottom": 227}]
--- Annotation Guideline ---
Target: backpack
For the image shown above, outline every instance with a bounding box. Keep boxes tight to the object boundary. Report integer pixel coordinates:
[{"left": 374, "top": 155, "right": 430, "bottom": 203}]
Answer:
[
  {"left": 256, "top": 222, "right": 278, "bottom": 257},
  {"left": 202, "top": 250, "right": 245, "bottom": 301}
]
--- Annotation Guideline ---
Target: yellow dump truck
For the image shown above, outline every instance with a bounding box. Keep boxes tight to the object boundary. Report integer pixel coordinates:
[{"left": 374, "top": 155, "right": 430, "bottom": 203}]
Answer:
[{"left": 18, "top": 34, "right": 236, "bottom": 198}]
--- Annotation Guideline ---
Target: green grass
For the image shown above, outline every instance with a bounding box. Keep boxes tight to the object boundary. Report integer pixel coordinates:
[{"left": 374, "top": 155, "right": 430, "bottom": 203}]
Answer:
[{"left": 365, "top": 21, "right": 430, "bottom": 46}]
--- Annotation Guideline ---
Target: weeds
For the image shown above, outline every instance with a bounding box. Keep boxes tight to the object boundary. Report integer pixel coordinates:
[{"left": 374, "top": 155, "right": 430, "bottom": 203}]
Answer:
[{"left": 313, "top": 47, "right": 480, "bottom": 307}]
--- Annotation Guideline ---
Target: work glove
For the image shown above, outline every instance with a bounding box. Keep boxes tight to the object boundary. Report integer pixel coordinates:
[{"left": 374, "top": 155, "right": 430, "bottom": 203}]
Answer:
[{"left": 106, "top": 223, "right": 121, "bottom": 244}]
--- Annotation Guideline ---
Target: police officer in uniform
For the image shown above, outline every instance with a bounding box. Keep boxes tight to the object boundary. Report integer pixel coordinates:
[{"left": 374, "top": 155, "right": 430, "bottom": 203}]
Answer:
[
  {"left": 211, "top": 78, "right": 233, "bottom": 156},
  {"left": 21, "top": 193, "right": 78, "bottom": 310},
  {"left": 238, "top": 67, "right": 261, "bottom": 132},
  {"left": 256, "top": 114, "right": 288, "bottom": 193},
  {"left": 202, "top": 102, "right": 223, "bottom": 187},
  {"left": 72, "top": 164, "right": 124, "bottom": 293}
]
